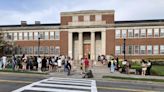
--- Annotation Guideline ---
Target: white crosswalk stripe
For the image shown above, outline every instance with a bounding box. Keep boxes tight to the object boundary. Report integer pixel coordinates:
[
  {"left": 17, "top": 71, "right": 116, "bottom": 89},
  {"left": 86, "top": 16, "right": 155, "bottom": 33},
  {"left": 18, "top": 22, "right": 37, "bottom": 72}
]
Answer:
[{"left": 12, "top": 77, "right": 97, "bottom": 92}]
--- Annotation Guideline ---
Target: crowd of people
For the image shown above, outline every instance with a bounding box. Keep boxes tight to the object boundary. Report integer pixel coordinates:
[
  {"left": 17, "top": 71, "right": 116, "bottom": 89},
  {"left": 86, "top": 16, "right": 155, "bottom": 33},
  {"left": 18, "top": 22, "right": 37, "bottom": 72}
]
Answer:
[{"left": 0, "top": 54, "right": 73, "bottom": 76}]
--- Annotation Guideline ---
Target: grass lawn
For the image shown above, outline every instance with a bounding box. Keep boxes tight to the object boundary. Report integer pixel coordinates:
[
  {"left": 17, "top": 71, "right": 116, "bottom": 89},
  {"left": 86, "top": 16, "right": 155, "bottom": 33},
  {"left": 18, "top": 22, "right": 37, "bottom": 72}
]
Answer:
[
  {"left": 0, "top": 69, "right": 48, "bottom": 75},
  {"left": 151, "top": 65, "right": 164, "bottom": 76}
]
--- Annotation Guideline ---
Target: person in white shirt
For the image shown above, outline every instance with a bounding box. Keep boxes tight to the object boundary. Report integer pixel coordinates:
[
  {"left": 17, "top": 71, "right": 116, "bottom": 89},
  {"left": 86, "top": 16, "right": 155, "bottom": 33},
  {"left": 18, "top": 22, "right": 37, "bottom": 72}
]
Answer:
[
  {"left": 57, "top": 58, "right": 62, "bottom": 72},
  {"left": 2, "top": 55, "right": 7, "bottom": 69},
  {"left": 37, "top": 56, "right": 42, "bottom": 72}
]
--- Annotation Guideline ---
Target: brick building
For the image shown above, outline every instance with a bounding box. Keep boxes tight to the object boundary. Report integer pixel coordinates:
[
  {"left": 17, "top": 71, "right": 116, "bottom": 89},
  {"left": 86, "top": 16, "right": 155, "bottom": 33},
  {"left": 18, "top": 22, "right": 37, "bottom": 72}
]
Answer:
[{"left": 1, "top": 10, "right": 164, "bottom": 61}]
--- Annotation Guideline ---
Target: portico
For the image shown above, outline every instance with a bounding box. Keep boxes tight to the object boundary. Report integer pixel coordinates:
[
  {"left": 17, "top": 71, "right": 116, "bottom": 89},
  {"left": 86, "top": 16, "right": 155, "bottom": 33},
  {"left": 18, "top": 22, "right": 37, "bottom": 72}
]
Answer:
[{"left": 68, "top": 29, "right": 106, "bottom": 60}]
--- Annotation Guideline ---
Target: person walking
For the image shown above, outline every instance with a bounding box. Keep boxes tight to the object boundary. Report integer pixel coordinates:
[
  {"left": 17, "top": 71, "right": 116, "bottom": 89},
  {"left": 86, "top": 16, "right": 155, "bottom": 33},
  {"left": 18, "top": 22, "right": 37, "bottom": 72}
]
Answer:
[
  {"left": 57, "top": 58, "right": 62, "bottom": 72},
  {"left": 110, "top": 59, "right": 115, "bottom": 73},
  {"left": 0, "top": 57, "right": 3, "bottom": 70},
  {"left": 37, "top": 56, "right": 42, "bottom": 72},
  {"left": 2, "top": 55, "right": 7, "bottom": 69},
  {"left": 146, "top": 60, "right": 152, "bottom": 75},
  {"left": 66, "top": 60, "right": 71, "bottom": 76},
  {"left": 22, "top": 54, "right": 27, "bottom": 71}
]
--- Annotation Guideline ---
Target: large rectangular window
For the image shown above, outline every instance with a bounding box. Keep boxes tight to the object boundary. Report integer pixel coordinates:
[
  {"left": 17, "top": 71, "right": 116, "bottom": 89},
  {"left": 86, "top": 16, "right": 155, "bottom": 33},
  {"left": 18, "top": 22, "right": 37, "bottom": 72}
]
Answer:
[
  {"left": 134, "top": 29, "right": 139, "bottom": 38},
  {"left": 44, "top": 46, "right": 49, "bottom": 54},
  {"left": 29, "top": 32, "right": 33, "bottom": 40},
  {"left": 160, "top": 29, "right": 164, "bottom": 37},
  {"left": 5, "top": 33, "right": 13, "bottom": 40},
  {"left": 140, "top": 29, "right": 146, "bottom": 37},
  {"left": 147, "top": 45, "right": 152, "bottom": 54},
  {"left": 122, "top": 30, "right": 127, "bottom": 38},
  {"left": 39, "top": 32, "right": 44, "bottom": 39},
  {"left": 140, "top": 45, "right": 146, "bottom": 54},
  {"left": 147, "top": 29, "right": 153, "bottom": 37},
  {"left": 54, "top": 46, "right": 60, "bottom": 55},
  {"left": 24, "top": 32, "right": 28, "bottom": 40},
  {"left": 153, "top": 45, "right": 159, "bottom": 54},
  {"left": 128, "top": 45, "right": 133, "bottom": 54},
  {"left": 115, "top": 46, "right": 121, "bottom": 55},
  {"left": 45, "top": 32, "right": 49, "bottom": 40},
  {"left": 34, "top": 47, "right": 38, "bottom": 54},
  {"left": 154, "top": 29, "right": 159, "bottom": 37},
  {"left": 160, "top": 45, "right": 164, "bottom": 54},
  {"left": 95, "top": 15, "right": 102, "bottom": 21},
  {"left": 50, "top": 32, "right": 54, "bottom": 40},
  {"left": 72, "top": 16, "right": 78, "bottom": 22},
  {"left": 14, "top": 33, "right": 18, "bottom": 40},
  {"left": 128, "top": 29, "right": 133, "bottom": 38},
  {"left": 50, "top": 46, "right": 54, "bottom": 54},
  {"left": 34, "top": 32, "right": 38, "bottom": 40},
  {"left": 134, "top": 45, "right": 139, "bottom": 54},
  {"left": 55, "top": 31, "right": 60, "bottom": 40},
  {"left": 115, "top": 30, "right": 121, "bottom": 38},
  {"left": 19, "top": 32, "right": 23, "bottom": 40}
]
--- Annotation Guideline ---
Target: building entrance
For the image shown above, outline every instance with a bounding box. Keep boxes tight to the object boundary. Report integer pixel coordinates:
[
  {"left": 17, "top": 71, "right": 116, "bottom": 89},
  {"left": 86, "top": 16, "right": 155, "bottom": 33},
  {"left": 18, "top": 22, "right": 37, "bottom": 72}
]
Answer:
[{"left": 83, "top": 44, "right": 91, "bottom": 59}]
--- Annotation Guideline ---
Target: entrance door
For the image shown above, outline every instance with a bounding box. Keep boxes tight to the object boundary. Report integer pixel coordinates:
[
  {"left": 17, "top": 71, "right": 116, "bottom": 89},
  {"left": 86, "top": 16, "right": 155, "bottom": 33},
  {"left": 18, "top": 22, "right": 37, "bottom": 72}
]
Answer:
[{"left": 83, "top": 44, "right": 91, "bottom": 59}]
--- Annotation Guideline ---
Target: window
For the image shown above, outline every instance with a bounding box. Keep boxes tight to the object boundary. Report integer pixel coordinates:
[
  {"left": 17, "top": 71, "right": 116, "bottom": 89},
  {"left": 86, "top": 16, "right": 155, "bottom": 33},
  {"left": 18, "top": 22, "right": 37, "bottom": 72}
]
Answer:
[
  {"left": 160, "top": 29, "right": 164, "bottom": 37},
  {"left": 84, "top": 15, "right": 90, "bottom": 21},
  {"left": 45, "top": 32, "right": 49, "bottom": 40},
  {"left": 24, "top": 32, "right": 28, "bottom": 40},
  {"left": 128, "top": 45, "right": 133, "bottom": 54},
  {"left": 140, "top": 45, "right": 146, "bottom": 54},
  {"left": 39, "top": 46, "right": 44, "bottom": 54},
  {"left": 14, "top": 33, "right": 18, "bottom": 40},
  {"left": 34, "top": 47, "right": 38, "bottom": 54},
  {"left": 134, "top": 45, "right": 139, "bottom": 54},
  {"left": 54, "top": 46, "right": 60, "bottom": 55},
  {"left": 160, "top": 45, "right": 164, "bottom": 54},
  {"left": 29, "top": 32, "right": 33, "bottom": 40},
  {"left": 115, "top": 46, "right": 121, "bottom": 55},
  {"left": 50, "top": 32, "right": 54, "bottom": 40},
  {"left": 28, "top": 47, "right": 33, "bottom": 54},
  {"left": 55, "top": 31, "right": 60, "bottom": 40},
  {"left": 153, "top": 45, "right": 159, "bottom": 54},
  {"left": 73, "top": 16, "right": 78, "bottom": 22},
  {"left": 154, "top": 29, "right": 159, "bottom": 37},
  {"left": 39, "top": 32, "right": 44, "bottom": 39},
  {"left": 44, "top": 46, "right": 49, "bottom": 54},
  {"left": 34, "top": 32, "right": 38, "bottom": 40},
  {"left": 19, "top": 32, "right": 23, "bottom": 40},
  {"left": 128, "top": 29, "right": 133, "bottom": 38},
  {"left": 140, "top": 29, "right": 146, "bottom": 37},
  {"left": 147, "top": 45, "right": 152, "bottom": 54},
  {"left": 122, "top": 30, "right": 127, "bottom": 38},
  {"left": 50, "top": 46, "right": 54, "bottom": 54},
  {"left": 147, "top": 29, "right": 153, "bottom": 37},
  {"left": 95, "top": 15, "right": 102, "bottom": 21},
  {"left": 134, "top": 29, "right": 139, "bottom": 37},
  {"left": 5, "top": 33, "right": 13, "bottom": 40},
  {"left": 115, "top": 30, "right": 121, "bottom": 38}
]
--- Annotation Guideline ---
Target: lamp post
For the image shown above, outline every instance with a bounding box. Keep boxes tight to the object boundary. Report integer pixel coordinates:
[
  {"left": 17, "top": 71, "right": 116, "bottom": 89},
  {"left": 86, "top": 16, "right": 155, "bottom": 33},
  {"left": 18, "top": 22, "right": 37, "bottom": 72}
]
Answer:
[
  {"left": 38, "top": 33, "right": 40, "bottom": 57},
  {"left": 123, "top": 34, "right": 126, "bottom": 60}
]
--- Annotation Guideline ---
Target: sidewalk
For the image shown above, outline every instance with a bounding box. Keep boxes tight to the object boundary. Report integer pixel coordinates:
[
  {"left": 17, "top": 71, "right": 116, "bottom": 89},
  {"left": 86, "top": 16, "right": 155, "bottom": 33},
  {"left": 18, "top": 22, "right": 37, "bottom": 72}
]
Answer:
[{"left": 48, "top": 62, "right": 164, "bottom": 80}]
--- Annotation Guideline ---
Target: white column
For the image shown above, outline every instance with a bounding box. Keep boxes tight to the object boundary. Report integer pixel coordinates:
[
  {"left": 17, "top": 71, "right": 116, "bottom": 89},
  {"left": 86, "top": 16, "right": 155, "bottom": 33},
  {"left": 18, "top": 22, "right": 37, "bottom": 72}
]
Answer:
[
  {"left": 68, "top": 32, "right": 73, "bottom": 58},
  {"left": 91, "top": 32, "right": 95, "bottom": 60},
  {"left": 101, "top": 31, "right": 106, "bottom": 55},
  {"left": 79, "top": 32, "right": 83, "bottom": 60}
]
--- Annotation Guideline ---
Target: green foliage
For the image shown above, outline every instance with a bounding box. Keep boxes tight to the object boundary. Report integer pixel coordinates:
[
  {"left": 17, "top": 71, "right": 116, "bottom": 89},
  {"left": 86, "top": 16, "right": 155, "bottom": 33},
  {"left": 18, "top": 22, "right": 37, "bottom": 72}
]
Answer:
[{"left": 151, "top": 65, "right": 164, "bottom": 76}]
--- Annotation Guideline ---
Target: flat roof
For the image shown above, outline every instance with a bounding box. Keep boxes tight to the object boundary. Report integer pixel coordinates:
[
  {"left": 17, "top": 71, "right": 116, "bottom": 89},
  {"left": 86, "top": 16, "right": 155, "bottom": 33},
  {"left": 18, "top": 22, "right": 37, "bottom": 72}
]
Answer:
[
  {"left": 115, "top": 19, "right": 164, "bottom": 24},
  {"left": 0, "top": 23, "right": 60, "bottom": 27}
]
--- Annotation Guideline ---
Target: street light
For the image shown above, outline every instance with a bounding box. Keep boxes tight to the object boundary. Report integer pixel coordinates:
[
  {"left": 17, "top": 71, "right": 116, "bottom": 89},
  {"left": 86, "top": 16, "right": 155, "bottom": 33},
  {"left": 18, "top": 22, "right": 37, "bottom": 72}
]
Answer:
[
  {"left": 38, "top": 33, "right": 40, "bottom": 57},
  {"left": 123, "top": 34, "right": 126, "bottom": 60}
]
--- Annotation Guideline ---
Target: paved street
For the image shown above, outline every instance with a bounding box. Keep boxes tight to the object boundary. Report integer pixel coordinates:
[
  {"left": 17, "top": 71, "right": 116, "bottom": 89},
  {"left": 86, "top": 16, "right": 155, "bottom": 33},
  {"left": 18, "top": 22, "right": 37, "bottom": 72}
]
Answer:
[{"left": 0, "top": 72, "right": 164, "bottom": 92}]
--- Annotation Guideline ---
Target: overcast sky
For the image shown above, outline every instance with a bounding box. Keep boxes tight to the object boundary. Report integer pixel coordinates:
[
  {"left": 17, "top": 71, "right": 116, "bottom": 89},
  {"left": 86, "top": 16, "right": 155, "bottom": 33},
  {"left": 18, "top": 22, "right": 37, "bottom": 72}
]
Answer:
[{"left": 0, "top": 0, "right": 164, "bottom": 25}]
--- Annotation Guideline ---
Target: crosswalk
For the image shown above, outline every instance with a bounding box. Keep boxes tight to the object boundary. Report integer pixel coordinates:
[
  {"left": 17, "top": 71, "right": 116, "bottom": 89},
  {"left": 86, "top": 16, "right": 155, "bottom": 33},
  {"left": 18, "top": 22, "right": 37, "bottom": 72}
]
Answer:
[{"left": 12, "top": 77, "right": 97, "bottom": 92}]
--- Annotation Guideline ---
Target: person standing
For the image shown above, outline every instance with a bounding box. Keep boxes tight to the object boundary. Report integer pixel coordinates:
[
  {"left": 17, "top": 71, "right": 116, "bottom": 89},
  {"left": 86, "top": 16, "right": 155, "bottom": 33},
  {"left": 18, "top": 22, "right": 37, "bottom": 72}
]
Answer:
[
  {"left": 84, "top": 58, "right": 89, "bottom": 72},
  {"left": 110, "top": 59, "right": 115, "bottom": 73},
  {"left": 141, "top": 59, "right": 147, "bottom": 76},
  {"left": 2, "top": 55, "right": 7, "bottom": 70},
  {"left": 12, "top": 54, "right": 17, "bottom": 71},
  {"left": 57, "top": 58, "right": 62, "bottom": 72},
  {"left": 22, "top": 54, "right": 27, "bottom": 71},
  {"left": 37, "top": 56, "right": 42, "bottom": 72},
  {"left": 0, "top": 57, "right": 3, "bottom": 70},
  {"left": 42, "top": 57, "right": 47, "bottom": 72},
  {"left": 146, "top": 60, "right": 152, "bottom": 75}
]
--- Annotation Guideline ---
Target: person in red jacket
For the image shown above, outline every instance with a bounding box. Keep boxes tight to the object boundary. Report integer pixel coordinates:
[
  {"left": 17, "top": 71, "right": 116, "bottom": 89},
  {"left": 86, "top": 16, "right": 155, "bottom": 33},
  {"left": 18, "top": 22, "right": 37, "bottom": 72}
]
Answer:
[{"left": 84, "top": 58, "right": 89, "bottom": 72}]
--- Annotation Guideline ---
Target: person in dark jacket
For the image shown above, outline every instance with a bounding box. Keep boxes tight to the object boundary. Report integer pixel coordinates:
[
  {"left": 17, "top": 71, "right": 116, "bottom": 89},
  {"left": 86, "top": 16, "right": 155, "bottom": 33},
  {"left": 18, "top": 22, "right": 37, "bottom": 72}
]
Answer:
[
  {"left": 66, "top": 61, "right": 71, "bottom": 76},
  {"left": 42, "top": 57, "right": 47, "bottom": 72}
]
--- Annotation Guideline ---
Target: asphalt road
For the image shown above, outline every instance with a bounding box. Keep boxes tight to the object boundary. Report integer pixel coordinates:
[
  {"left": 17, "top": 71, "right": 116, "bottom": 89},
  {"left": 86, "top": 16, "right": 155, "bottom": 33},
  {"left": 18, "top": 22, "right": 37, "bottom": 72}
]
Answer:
[{"left": 0, "top": 73, "right": 164, "bottom": 92}]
